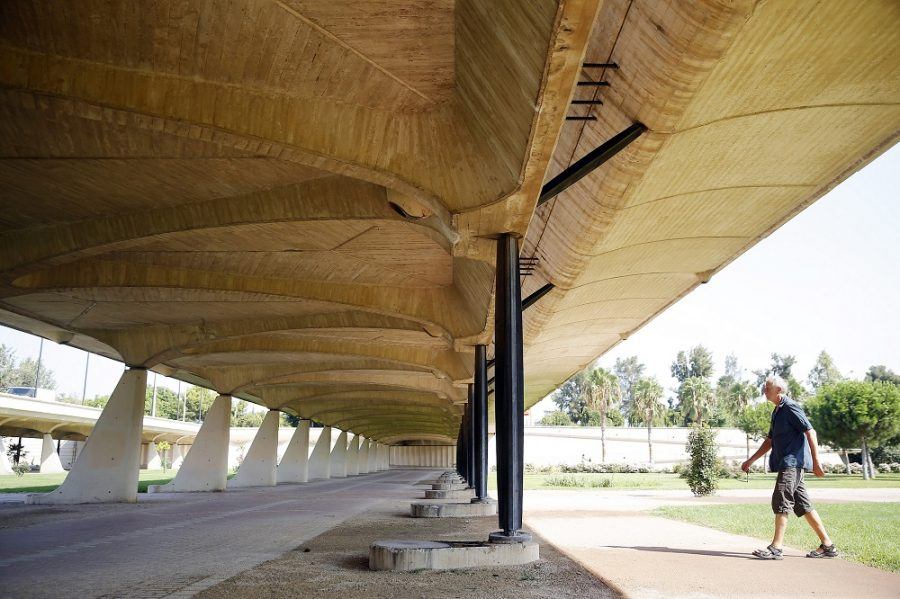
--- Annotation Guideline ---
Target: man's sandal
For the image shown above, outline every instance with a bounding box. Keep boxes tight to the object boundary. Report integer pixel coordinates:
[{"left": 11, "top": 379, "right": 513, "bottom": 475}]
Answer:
[
  {"left": 806, "top": 543, "right": 838, "bottom": 558},
  {"left": 752, "top": 545, "right": 784, "bottom": 560}
]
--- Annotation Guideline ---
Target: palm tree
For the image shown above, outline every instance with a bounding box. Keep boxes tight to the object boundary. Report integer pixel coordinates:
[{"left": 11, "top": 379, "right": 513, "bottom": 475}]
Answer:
[
  {"left": 681, "top": 376, "right": 714, "bottom": 427},
  {"left": 631, "top": 377, "right": 665, "bottom": 464},
  {"left": 584, "top": 367, "right": 621, "bottom": 462}
]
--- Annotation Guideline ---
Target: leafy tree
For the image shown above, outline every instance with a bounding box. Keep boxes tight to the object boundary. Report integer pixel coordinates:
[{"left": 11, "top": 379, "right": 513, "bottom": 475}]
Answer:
[
  {"left": 144, "top": 386, "right": 181, "bottom": 420},
  {"left": 671, "top": 346, "right": 714, "bottom": 384},
  {"left": 281, "top": 412, "right": 301, "bottom": 427},
  {"left": 715, "top": 379, "right": 757, "bottom": 426},
  {"left": 184, "top": 385, "right": 216, "bottom": 422},
  {"left": 0, "top": 344, "right": 17, "bottom": 390},
  {"left": 754, "top": 353, "right": 807, "bottom": 400},
  {"left": 539, "top": 410, "right": 574, "bottom": 426},
  {"left": 12, "top": 357, "right": 57, "bottom": 390},
  {"left": 614, "top": 356, "right": 645, "bottom": 421},
  {"left": 630, "top": 377, "right": 665, "bottom": 464},
  {"left": 737, "top": 401, "right": 774, "bottom": 466},
  {"left": 232, "top": 400, "right": 266, "bottom": 427},
  {"left": 807, "top": 350, "right": 842, "bottom": 392},
  {"left": 584, "top": 368, "right": 621, "bottom": 462},
  {"left": 685, "top": 427, "right": 719, "bottom": 496},
  {"left": 807, "top": 380, "right": 900, "bottom": 479},
  {"left": 84, "top": 394, "right": 110, "bottom": 409},
  {"left": 865, "top": 365, "right": 900, "bottom": 385},
  {"left": 156, "top": 440, "right": 171, "bottom": 471},
  {"left": 679, "top": 376, "right": 714, "bottom": 427},
  {"left": 552, "top": 370, "right": 590, "bottom": 424}
]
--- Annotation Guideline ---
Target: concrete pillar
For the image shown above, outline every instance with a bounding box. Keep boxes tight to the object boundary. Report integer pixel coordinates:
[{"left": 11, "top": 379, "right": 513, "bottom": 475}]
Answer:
[
  {"left": 308, "top": 426, "right": 332, "bottom": 480},
  {"left": 347, "top": 434, "right": 360, "bottom": 476},
  {"left": 358, "top": 437, "right": 369, "bottom": 474},
  {"left": 171, "top": 444, "right": 185, "bottom": 469},
  {"left": 277, "top": 420, "right": 310, "bottom": 483},
  {"left": 383, "top": 444, "right": 391, "bottom": 470},
  {"left": 228, "top": 410, "right": 279, "bottom": 488},
  {"left": 330, "top": 430, "right": 348, "bottom": 478},
  {"left": 0, "top": 437, "right": 14, "bottom": 475},
  {"left": 145, "top": 442, "right": 162, "bottom": 470},
  {"left": 39, "top": 433, "right": 65, "bottom": 474},
  {"left": 28, "top": 368, "right": 147, "bottom": 504},
  {"left": 149, "top": 395, "right": 231, "bottom": 492},
  {"left": 366, "top": 439, "right": 377, "bottom": 473}
]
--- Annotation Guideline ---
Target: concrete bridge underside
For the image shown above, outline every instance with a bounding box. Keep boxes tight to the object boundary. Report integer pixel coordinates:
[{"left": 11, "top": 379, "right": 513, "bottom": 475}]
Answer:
[{"left": 0, "top": 0, "right": 897, "bottom": 445}]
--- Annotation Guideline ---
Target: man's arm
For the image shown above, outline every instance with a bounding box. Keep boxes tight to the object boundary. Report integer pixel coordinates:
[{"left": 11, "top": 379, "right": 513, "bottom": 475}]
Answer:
[
  {"left": 805, "top": 428, "right": 825, "bottom": 477},
  {"left": 741, "top": 437, "right": 773, "bottom": 472}
]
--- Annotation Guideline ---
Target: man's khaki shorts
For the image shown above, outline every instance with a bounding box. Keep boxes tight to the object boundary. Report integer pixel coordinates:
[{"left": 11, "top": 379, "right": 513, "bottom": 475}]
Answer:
[{"left": 772, "top": 468, "right": 814, "bottom": 517}]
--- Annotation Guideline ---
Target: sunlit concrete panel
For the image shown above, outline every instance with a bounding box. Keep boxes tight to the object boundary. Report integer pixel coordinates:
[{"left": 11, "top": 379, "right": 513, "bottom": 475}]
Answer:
[
  {"left": 358, "top": 437, "right": 369, "bottom": 474},
  {"left": 347, "top": 434, "right": 360, "bottom": 476},
  {"left": 1, "top": 437, "right": 14, "bottom": 474},
  {"left": 39, "top": 433, "right": 65, "bottom": 474},
  {"left": 308, "top": 426, "right": 332, "bottom": 480},
  {"left": 330, "top": 430, "right": 348, "bottom": 478},
  {"left": 144, "top": 442, "right": 162, "bottom": 470},
  {"left": 228, "top": 410, "right": 279, "bottom": 488},
  {"left": 28, "top": 368, "right": 147, "bottom": 504},
  {"left": 277, "top": 420, "right": 310, "bottom": 484},
  {"left": 150, "top": 395, "right": 231, "bottom": 493}
]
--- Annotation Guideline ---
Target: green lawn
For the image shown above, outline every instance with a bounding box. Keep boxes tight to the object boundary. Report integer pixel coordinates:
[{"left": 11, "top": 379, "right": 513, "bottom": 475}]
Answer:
[
  {"left": 488, "top": 472, "right": 900, "bottom": 491},
  {"left": 0, "top": 470, "right": 178, "bottom": 494},
  {"left": 655, "top": 502, "right": 900, "bottom": 573}
]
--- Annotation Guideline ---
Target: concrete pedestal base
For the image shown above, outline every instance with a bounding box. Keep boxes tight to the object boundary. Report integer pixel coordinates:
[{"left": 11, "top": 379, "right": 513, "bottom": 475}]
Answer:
[
  {"left": 425, "top": 488, "right": 474, "bottom": 500},
  {"left": 410, "top": 501, "right": 497, "bottom": 518},
  {"left": 431, "top": 482, "right": 468, "bottom": 491},
  {"left": 370, "top": 539, "right": 538, "bottom": 571}
]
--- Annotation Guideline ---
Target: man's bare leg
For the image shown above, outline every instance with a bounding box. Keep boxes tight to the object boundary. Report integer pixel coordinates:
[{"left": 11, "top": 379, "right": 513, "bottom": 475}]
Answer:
[
  {"left": 771, "top": 513, "right": 789, "bottom": 548},
  {"left": 803, "top": 510, "right": 833, "bottom": 550}
]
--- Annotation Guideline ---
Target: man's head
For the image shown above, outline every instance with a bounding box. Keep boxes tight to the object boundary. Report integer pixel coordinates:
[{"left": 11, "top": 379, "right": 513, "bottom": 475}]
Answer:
[{"left": 763, "top": 374, "right": 788, "bottom": 404}]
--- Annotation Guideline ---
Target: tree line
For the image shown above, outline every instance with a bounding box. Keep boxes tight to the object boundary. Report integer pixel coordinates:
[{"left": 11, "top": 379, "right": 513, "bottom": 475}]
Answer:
[{"left": 541, "top": 346, "right": 900, "bottom": 473}]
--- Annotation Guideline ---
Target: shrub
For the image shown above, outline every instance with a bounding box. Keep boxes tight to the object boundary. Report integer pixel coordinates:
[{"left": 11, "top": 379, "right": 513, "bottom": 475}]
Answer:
[
  {"left": 543, "top": 474, "right": 613, "bottom": 488},
  {"left": 685, "top": 427, "right": 719, "bottom": 496}
]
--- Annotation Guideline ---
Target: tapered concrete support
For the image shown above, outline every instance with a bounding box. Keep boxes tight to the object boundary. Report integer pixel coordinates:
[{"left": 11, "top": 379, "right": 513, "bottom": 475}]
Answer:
[
  {"left": 0, "top": 438, "right": 13, "bottom": 475},
  {"left": 144, "top": 442, "right": 162, "bottom": 470},
  {"left": 308, "top": 426, "right": 332, "bottom": 480},
  {"left": 28, "top": 368, "right": 147, "bottom": 504},
  {"left": 39, "top": 434, "right": 65, "bottom": 474},
  {"left": 379, "top": 444, "right": 390, "bottom": 470},
  {"left": 171, "top": 444, "right": 185, "bottom": 469},
  {"left": 277, "top": 420, "right": 310, "bottom": 483},
  {"left": 330, "top": 430, "right": 348, "bottom": 478},
  {"left": 149, "top": 395, "right": 231, "bottom": 493},
  {"left": 358, "top": 436, "right": 370, "bottom": 474},
  {"left": 346, "top": 434, "right": 360, "bottom": 476},
  {"left": 366, "top": 439, "right": 377, "bottom": 473},
  {"left": 228, "top": 410, "right": 279, "bottom": 488}
]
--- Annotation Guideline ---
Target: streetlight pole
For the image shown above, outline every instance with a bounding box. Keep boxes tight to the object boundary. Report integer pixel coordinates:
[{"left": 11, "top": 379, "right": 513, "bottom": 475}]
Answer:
[
  {"left": 33, "top": 338, "right": 44, "bottom": 397},
  {"left": 81, "top": 353, "right": 90, "bottom": 404}
]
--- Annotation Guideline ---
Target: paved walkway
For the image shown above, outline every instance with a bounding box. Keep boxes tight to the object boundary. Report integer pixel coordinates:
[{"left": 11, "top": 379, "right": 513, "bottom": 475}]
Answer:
[
  {"left": 523, "top": 489, "right": 900, "bottom": 599},
  {"left": 0, "top": 469, "right": 436, "bottom": 598}
]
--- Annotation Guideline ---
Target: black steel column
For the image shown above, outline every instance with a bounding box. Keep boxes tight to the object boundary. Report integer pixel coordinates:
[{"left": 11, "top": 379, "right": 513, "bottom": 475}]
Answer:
[
  {"left": 472, "top": 345, "right": 489, "bottom": 503},
  {"left": 466, "top": 383, "right": 476, "bottom": 488},
  {"left": 490, "top": 234, "right": 529, "bottom": 543},
  {"left": 456, "top": 428, "right": 464, "bottom": 477}
]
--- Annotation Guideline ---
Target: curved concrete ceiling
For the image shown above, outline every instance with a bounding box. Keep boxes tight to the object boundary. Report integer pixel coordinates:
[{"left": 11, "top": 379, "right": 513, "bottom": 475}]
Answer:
[{"left": 0, "top": 0, "right": 897, "bottom": 442}]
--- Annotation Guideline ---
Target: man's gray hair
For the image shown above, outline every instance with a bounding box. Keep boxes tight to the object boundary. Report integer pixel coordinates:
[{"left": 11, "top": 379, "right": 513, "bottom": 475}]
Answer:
[{"left": 765, "top": 373, "right": 788, "bottom": 395}]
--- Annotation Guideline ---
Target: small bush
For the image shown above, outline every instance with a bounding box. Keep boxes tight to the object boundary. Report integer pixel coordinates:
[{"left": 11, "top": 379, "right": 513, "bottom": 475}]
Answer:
[
  {"left": 685, "top": 427, "right": 719, "bottom": 496},
  {"left": 543, "top": 474, "right": 613, "bottom": 488}
]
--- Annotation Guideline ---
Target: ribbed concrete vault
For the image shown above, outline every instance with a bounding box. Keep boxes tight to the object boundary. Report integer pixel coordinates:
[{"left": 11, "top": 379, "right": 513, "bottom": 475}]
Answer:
[{"left": 0, "top": 0, "right": 898, "bottom": 443}]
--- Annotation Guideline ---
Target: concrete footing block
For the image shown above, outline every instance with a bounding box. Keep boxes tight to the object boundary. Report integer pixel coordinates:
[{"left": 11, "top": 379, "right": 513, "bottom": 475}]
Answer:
[
  {"left": 228, "top": 410, "right": 279, "bottom": 488},
  {"left": 410, "top": 501, "right": 497, "bottom": 518},
  {"left": 425, "top": 488, "right": 474, "bottom": 500},
  {"left": 370, "top": 539, "right": 538, "bottom": 571},
  {"left": 431, "top": 482, "right": 468, "bottom": 491}
]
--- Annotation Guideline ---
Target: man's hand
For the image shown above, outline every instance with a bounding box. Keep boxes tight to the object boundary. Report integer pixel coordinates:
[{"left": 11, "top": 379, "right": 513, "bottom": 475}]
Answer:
[
  {"left": 813, "top": 463, "right": 825, "bottom": 478},
  {"left": 741, "top": 460, "right": 751, "bottom": 473}
]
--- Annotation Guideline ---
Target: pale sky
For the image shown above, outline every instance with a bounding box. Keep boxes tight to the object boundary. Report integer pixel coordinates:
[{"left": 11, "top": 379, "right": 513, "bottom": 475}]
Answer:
[{"left": 2, "top": 144, "right": 898, "bottom": 411}]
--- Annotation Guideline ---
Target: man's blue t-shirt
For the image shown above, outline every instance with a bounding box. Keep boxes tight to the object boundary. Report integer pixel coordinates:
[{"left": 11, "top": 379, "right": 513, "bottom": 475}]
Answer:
[{"left": 767, "top": 398, "right": 813, "bottom": 471}]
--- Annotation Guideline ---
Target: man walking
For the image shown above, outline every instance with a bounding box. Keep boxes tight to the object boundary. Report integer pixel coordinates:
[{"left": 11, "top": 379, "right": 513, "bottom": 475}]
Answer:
[{"left": 741, "top": 374, "right": 837, "bottom": 560}]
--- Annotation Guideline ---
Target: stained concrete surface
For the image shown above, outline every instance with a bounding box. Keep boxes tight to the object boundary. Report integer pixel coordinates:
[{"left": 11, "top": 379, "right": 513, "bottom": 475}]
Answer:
[{"left": 0, "top": 469, "right": 439, "bottom": 598}]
